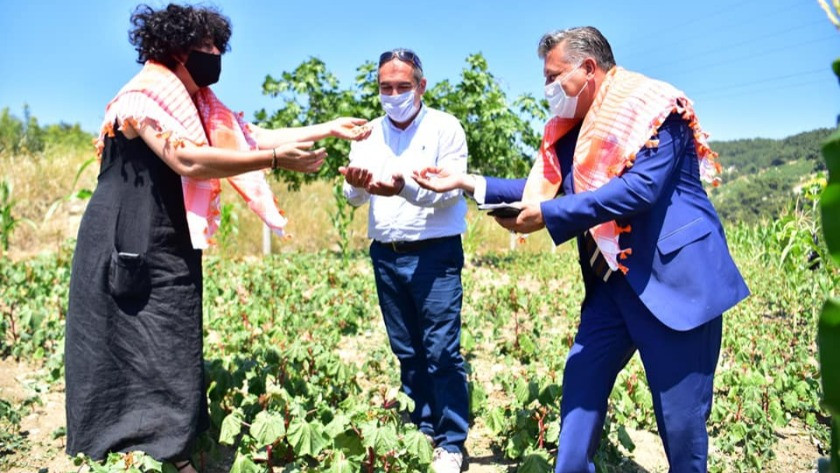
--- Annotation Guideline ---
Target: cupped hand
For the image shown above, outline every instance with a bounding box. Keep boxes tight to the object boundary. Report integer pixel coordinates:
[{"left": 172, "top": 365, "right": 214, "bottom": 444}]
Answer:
[
  {"left": 494, "top": 201, "right": 545, "bottom": 234},
  {"left": 274, "top": 141, "right": 326, "bottom": 173},
  {"left": 339, "top": 166, "right": 373, "bottom": 188},
  {"left": 367, "top": 173, "right": 405, "bottom": 196},
  {"left": 330, "top": 117, "right": 372, "bottom": 141}
]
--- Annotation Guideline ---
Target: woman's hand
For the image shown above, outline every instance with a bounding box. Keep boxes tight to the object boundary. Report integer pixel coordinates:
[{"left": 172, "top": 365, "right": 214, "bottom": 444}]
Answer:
[
  {"left": 412, "top": 166, "right": 473, "bottom": 193},
  {"left": 329, "top": 117, "right": 372, "bottom": 141},
  {"left": 274, "top": 141, "right": 326, "bottom": 173}
]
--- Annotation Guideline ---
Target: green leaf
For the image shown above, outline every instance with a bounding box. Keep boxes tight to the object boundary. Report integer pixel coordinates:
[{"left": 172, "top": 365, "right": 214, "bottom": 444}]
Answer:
[
  {"left": 518, "top": 451, "right": 553, "bottom": 473},
  {"left": 819, "top": 298, "right": 840, "bottom": 417},
  {"left": 469, "top": 381, "right": 487, "bottom": 417},
  {"left": 334, "top": 429, "right": 365, "bottom": 456},
  {"left": 136, "top": 453, "right": 164, "bottom": 473},
  {"left": 485, "top": 407, "right": 508, "bottom": 434},
  {"left": 617, "top": 425, "right": 636, "bottom": 453},
  {"left": 822, "top": 128, "right": 840, "bottom": 263},
  {"left": 519, "top": 334, "right": 537, "bottom": 355},
  {"left": 219, "top": 412, "right": 242, "bottom": 446},
  {"left": 324, "top": 414, "right": 351, "bottom": 438},
  {"left": 229, "top": 453, "right": 262, "bottom": 473},
  {"left": 403, "top": 430, "right": 434, "bottom": 464},
  {"left": 287, "top": 417, "right": 328, "bottom": 457},
  {"left": 514, "top": 378, "right": 533, "bottom": 405},
  {"left": 537, "top": 383, "right": 561, "bottom": 406},
  {"left": 821, "top": 183, "right": 840, "bottom": 264},
  {"left": 461, "top": 328, "right": 476, "bottom": 351},
  {"left": 545, "top": 421, "right": 560, "bottom": 444},
  {"left": 361, "top": 423, "right": 399, "bottom": 455},
  {"left": 249, "top": 410, "right": 286, "bottom": 447},
  {"left": 395, "top": 390, "right": 415, "bottom": 412},
  {"left": 328, "top": 450, "right": 360, "bottom": 473}
]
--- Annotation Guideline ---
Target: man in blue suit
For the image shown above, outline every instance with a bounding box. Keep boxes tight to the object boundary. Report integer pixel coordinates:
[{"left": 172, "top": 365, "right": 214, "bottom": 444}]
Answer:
[{"left": 414, "top": 26, "right": 749, "bottom": 473}]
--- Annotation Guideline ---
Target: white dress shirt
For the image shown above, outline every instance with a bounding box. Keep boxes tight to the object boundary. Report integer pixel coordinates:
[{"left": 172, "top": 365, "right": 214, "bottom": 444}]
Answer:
[{"left": 344, "top": 105, "right": 468, "bottom": 243}]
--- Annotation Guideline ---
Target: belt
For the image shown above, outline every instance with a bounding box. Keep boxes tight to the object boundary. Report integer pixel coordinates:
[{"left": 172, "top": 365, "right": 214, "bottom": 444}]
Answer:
[{"left": 376, "top": 235, "right": 459, "bottom": 254}]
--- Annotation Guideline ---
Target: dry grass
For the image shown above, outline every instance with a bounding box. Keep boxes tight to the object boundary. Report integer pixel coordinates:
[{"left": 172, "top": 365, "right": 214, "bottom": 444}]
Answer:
[
  {"left": 1, "top": 146, "right": 98, "bottom": 259},
  {"left": 1, "top": 148, "right": 558, "bottom": 259}
]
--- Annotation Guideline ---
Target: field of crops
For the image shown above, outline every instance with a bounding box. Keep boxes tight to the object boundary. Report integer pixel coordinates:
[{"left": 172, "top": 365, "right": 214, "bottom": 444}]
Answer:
[{"left": 0, "top": 204, "right": 836, "bottom": 472}]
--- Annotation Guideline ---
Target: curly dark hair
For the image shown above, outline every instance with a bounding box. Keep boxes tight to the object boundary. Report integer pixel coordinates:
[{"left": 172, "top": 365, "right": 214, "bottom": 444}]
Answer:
[{"left": 128, "top": 3, "right": 232, "bottom": 70}]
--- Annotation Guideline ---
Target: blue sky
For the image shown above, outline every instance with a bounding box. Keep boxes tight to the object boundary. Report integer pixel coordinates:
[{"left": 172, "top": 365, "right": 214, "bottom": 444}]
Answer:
[{"left": 1, "top": 0, "right": 838, "bottom": 142}]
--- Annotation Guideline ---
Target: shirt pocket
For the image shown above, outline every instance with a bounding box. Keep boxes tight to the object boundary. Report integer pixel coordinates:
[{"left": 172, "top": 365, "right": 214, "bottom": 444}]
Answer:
[
  {"left": 414, "top": 142, "right": 440, "bottom": 168},
  {"left": 657, "top": 217, "right": 713, "bottom": 255}
]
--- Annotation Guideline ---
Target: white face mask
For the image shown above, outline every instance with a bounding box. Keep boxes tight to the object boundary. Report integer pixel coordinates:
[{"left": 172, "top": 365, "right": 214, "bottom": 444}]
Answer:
[
  {"left": 380, "top": 90, "right": 419, "bottom": 123},
  {"left": 545, "top": 65, "right": 587, "bottom": 118}
]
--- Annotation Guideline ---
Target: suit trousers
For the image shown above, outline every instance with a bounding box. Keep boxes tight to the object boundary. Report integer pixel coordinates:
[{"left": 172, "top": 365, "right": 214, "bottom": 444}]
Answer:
[
  {"left": 555, "top": 271, "right": 722, "bottom": 473},
  {"left": 369, "top": 237, "right": 468, "bottom": 453}
]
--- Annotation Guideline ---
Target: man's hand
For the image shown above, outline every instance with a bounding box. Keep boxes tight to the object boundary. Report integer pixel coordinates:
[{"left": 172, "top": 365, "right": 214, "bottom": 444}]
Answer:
[
  {"left": 339, "top": 166, "right": 373, "bottom": 188},
  {"left": 367, "top": 172, "right": 406, "bottom": 196},
  {"left": 412, "top": 166, "right": 473, "bottom": 193},
  {"left": 329, "top": 118, "right": 372, "bottom": 141},
  {"left": 494, "top": 202, "right": 545, "bottom": 234}
]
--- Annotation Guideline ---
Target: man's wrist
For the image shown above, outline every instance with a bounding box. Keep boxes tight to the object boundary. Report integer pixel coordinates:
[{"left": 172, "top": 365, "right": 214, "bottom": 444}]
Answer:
[
  {"left": 460, "top": 174, "right": 476, "bottom": 194},
  {"left": 398, "top": 175, "right": 418, "bottom": 199}
]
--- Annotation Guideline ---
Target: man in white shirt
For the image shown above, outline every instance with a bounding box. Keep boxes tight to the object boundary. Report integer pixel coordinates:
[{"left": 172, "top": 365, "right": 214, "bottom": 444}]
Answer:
[{"left": 339, "top": 48, "right": 468, "bottom": 473}]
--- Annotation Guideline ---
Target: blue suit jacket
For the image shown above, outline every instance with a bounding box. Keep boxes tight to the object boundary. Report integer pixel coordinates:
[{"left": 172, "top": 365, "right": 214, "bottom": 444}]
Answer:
[{"left": 485, "top": 115, "right": 749, "bottom": 331}]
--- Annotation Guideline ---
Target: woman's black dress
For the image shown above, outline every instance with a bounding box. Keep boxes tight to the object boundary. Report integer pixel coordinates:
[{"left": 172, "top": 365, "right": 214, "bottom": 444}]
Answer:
[{"left": 65, "top": 129, "right": 209, "bottom": 461}]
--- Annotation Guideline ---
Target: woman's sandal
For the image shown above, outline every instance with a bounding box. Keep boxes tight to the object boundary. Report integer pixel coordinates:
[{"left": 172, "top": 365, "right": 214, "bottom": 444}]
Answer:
[{"left": 173, "top": 460, "right": 195, "bottom": 472}]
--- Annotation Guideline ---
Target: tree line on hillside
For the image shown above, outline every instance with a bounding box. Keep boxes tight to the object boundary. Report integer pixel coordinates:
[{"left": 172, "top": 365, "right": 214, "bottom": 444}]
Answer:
[
  {"left": 709, "top": 128, "right": 832, "bottom": 223},
  {"left": 0, "top": 105, "right": 92, "bottom": 156},
  {"left": 711, "top": 129, "right": 831, "bottom": 178}
]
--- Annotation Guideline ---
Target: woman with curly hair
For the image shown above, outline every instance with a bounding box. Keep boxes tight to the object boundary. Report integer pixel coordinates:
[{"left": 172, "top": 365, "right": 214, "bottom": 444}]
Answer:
[{"left": 64, "top": 4, "right": 369, "bottom": 470}]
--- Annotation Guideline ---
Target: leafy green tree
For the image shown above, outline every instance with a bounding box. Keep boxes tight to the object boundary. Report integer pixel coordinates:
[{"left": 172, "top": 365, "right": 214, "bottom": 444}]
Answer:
[
  {"left": 0, "top": 107, "right": 24, "bottom": 156},
  {"left": 20, "top": 104, "right": 44, "bottom": 155},
  {"left": 257, "top": 53, "right": 545, "bottom": 187},
  {"left": 256, "top": 53, "right": 546, "bottom": 255},
  {"left": 0, "top": 105, "right": 51, "bottom": 157},
  {"left": 424, "top": 54, "right": 545, "bottom": 177},
  {"left": 42, "top": 122, "right": 94, "bottom": 153}
]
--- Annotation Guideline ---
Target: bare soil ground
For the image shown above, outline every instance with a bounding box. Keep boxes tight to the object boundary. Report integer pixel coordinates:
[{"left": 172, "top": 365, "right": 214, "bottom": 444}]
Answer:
[{"left": 0, "top": 343, "right": 823, "bottom": 473}]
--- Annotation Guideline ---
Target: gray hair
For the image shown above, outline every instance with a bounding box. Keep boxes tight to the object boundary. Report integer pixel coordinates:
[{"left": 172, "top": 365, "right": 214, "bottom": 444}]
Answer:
[
  {"left": 537, "top": 26, "right": 616, "bottom": 71},
  {"left": 377, "top": 48, "right": 425, "bottom": 85}
]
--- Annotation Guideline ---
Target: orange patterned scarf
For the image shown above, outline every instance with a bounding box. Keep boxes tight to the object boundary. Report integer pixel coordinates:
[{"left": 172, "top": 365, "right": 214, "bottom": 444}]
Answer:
[
  {"left": 523, "top": 67, "right": 720, "bottom": 274},
  {"left": 96, "top": 61, "right": 287, "bottom": 249}
]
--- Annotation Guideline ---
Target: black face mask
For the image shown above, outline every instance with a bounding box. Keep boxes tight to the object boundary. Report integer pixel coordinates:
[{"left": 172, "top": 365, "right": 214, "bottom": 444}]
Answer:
[{"left": 184, "top": 50, "right": 221, "bottom": 87}]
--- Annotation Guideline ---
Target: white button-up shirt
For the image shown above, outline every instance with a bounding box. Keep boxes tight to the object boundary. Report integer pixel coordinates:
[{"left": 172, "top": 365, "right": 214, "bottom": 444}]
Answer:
[{"left": 344, "top": 105, "right": 468, "bottom": 243}]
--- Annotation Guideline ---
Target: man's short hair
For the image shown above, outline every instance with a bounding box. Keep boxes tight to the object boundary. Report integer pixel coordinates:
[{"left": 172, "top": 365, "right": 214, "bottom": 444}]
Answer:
[
  {"left": 537, "top": 26, "right": 616, "bottom": 71},
  {"left": 378, "top": 48, "right": 424, "bottom": 84}
]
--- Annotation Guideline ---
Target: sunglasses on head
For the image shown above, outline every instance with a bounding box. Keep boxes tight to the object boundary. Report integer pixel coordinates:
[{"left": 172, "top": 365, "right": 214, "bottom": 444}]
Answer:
[{"left": 379, "top": 49, "right": 423, "bottom": 71}]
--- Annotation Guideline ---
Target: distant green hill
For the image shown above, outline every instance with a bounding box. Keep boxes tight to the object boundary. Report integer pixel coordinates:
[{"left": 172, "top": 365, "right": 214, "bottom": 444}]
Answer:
[{"left": 708, "top": 128, "right": 832, "bottom": 224}]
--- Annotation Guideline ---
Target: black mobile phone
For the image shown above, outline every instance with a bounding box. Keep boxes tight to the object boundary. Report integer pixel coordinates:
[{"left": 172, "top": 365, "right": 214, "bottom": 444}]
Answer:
[{"left": 487, "top": 206, "right": 523, "bottom": 218}]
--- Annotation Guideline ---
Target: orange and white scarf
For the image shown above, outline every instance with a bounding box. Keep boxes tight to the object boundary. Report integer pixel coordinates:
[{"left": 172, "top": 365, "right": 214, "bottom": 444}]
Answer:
[
  {"left": 96, "top": 60, "right": 287, "bottom": 249},
  {"left": 523, "top": 67, "right": 721, "bottom": 274}
]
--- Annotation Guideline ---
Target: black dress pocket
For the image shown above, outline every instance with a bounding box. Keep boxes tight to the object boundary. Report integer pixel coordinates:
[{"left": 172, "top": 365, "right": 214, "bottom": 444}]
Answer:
[{"left": 109, "top": 250, "right": 151, "bottom": 300}]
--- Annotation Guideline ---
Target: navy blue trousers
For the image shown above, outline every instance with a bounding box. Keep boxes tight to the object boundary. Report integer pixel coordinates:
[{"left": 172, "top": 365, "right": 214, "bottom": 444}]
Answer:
[
  {"left": 555, "top": 272, "right": 722, "bottom": 473},
  {"left": 370, "top": 236, "right": 469, "bottom": 453}
]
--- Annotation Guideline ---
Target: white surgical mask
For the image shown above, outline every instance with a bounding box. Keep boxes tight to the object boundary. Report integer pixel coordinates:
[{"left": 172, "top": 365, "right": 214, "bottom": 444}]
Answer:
[
  {"left": 380, "top": 90, "right": 419, "bottom": 123},
  {"left": 545, "top": 65, "right": 587, "bottom": 118}
]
